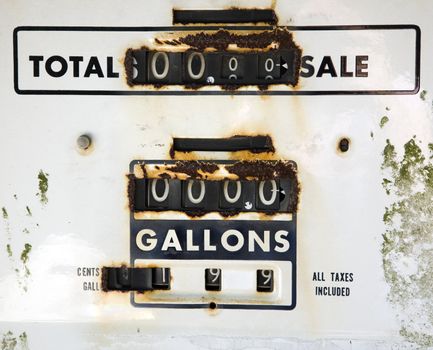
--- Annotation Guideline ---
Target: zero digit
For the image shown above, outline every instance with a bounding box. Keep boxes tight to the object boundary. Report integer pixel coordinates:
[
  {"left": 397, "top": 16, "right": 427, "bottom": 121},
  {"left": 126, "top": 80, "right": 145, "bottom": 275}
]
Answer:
[
  {"left": 150, "top": 52, "right": 169, "bottom": 79},
  {"left": 187, "top": 52, "right": 205, "bottom": 80},
  {"left": 223, "top": 180, "right": 242, "bottom": 203},
  {"left": 150, "top": 179, "right": 170, "bottom": 202},
  {"left": 265, "top": 58, "right": 275, "bottom": 72},
  {"left": 258, "top": 180, "right": 278, "bottom": 206},
  {"left": 229, "top": 57, "right": 238, "bottom": 71},
  {"left": 187, "top": 180, "right": 206, "bottom": 204}
]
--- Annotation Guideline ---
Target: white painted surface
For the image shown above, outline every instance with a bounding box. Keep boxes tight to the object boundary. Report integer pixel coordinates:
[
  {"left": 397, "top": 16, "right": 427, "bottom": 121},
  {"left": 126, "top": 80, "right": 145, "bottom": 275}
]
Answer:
[{"left": 0, "top": 0, "right": 433, "bottom": 348}]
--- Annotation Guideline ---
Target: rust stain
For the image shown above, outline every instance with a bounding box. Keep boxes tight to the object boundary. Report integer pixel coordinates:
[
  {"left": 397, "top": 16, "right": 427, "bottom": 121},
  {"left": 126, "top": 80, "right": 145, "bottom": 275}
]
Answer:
[
  {"left": 175, "top": 29, "right": 295, "bottom": 51},
  {"left": 228, "top": 150, "right": 278, "bottom": 161},
  {"left": 127, "top": 174, "right": 135, "bottom": 211},
  {"left": 133, "top": 160, "right": 297, "bottom": 181},
  {"left": 128, "top": 160, "right": 300, "bottom": 214},
  {"left": 133, "top": 210, "right": 293, "bottom": 221},
  {"left": 124, "top": 28, "right": 302, "bottom": 90},
  {"left": 225, "top": 160, "right": 296, "bottom": 180},
  {"left": 164, "top": 160, "right": 219, "bottom": 178},
  {"left": 124, "top": 48, "right": 134, "bottom": 87}
]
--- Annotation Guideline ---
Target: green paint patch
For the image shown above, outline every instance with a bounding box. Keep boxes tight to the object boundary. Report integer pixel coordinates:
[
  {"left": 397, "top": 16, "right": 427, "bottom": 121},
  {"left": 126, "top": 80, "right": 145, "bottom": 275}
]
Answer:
[
  {"left": 420, "top": 90, "right": 427, "bottom": 101},
  {"left": 18, "top": 332, "right": 29, "bottom": 350},
  {"left": 400, "top": 327, "right": 433, "bottom": 348},
  {"left": 381, "top": 137, "right": 433, "bottom": 346},
  {"left": 25, "top": 206, "right": 31, "bottom": 217},
  {"left": 380, "top": 116, "right": 389, "bottom": 128},
  {"left": 37, "top": 170, "right": 49, "bottom": 204},
  {"left": 18, "top": 333, "right": 27, "bottom": 350},
  {"left": 1, "top": 331, "right": 17, "bottom": 350},
  {"left": 2, "top": 207, "right": 8, "bottom": 219},
  {"left": 6, "top": 244, "right": 12, "bottom": 258},
  {"left": 1, "top": 331, "right": 28, "bottom": 350},
  {"left": 428, "top": 143, "right": 433, "bottom": 159},
  {"left": 20, "top": 244, "right": 32, "bottom": 265}
]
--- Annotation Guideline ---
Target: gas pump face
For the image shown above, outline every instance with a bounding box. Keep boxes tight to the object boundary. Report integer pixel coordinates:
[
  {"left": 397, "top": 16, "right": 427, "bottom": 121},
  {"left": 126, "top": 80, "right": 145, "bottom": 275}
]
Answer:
[{"left": 1, "top": 1, "right": 433, "bottom": 349}]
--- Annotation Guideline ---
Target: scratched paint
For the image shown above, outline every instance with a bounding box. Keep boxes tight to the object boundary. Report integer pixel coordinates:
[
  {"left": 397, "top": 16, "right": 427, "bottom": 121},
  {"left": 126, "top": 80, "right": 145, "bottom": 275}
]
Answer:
[{"left": 381, "top": 137, "right": 433, "bottom": 347}]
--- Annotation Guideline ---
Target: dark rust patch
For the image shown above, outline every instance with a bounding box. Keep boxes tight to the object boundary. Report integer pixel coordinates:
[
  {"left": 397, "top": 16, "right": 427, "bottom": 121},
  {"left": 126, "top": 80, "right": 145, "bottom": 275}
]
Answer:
[
  {"left": 124, "top": 48, "right": 134, "bottom": 87},
  {"left": 101, "top": 266, "right": 108, "bottom": 292},
  {"left": 166, "top": 161, "right": 219, "bottom": 178},
  {"left": 226, "top": 160, "right": 296, "bottom": 180},
  {"left": 176, "top": 29, "right": 297, "bottom": 51},
  {"left": 169, "top": 143, "right": 175, "bottom": 159},
  {"left": 127, "top": 174, "right": 135, "bottom": 211},
  {"left": 140, "top": 163, "right": 148, "bottom": 177},
  {"left": 159, "top": 172, "right": 172, "bottom": 178}
]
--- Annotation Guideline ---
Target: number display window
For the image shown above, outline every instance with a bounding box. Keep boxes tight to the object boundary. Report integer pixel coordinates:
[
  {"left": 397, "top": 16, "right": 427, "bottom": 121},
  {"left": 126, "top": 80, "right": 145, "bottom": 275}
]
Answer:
[
  {"left": 205, "top": 268, "right": 222, "bottom": 291},
  {"left": 257, "top": 269, "right": 274, "bottom": 292}
]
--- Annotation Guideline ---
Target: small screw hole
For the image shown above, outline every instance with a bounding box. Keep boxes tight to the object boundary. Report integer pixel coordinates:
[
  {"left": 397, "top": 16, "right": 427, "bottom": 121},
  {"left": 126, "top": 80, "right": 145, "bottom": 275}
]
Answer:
[
  {"left": 338, "top": 138, "right": 350, "bottom": 153},
  {"left": 209, "top": 301, "right": 217, "bottom": 310}
]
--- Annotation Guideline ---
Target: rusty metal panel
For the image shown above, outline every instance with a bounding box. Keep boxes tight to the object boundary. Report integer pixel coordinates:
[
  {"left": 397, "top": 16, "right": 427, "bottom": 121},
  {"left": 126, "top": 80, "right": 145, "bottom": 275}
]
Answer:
[{"left": 1, "top": 0, "right": 433, "bottom": 349}]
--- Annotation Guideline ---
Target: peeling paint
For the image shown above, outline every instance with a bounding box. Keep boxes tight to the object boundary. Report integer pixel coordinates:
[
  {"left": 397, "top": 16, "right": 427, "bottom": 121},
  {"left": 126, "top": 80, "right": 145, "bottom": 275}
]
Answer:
[
  {"left": 1, "top": 331, "right": 28, "bottom": 350},
  {"left": 381, "top": 137, "right": 433, "bottom": 346},
  {"left": 37, "top": 170, "right": 49, "bottom": 204},
  {"left": 18, "top": 333, "right": 27, "bottom": 350},
  {"left": 379, "top": 116, "right": 389, "bottom": 128},
  {"left": 6, "top": 244, "right": 12, "bottom": 258},
  {"left": 20, "top": 243, "right": 32, "bottom": 265},
  {"left": 1, "top": 331, "right": 17, "bottom": 350},
  {"left": 2, "top": 207, "right": 8, "bottom": 219},
  {"left": 420, "top": 90, "right": 427, "bottom": 101}
]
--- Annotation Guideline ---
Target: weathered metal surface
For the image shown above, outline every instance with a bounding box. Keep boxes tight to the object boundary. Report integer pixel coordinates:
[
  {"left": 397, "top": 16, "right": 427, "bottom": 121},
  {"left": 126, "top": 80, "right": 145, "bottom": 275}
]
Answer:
[{"left": 1, "top": 0, "right": 433, "bottom": 348}]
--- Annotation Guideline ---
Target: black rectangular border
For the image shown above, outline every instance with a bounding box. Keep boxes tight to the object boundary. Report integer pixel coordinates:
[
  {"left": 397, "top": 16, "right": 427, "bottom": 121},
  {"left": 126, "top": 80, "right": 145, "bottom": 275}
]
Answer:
[
  {"left": 128, "top": 159, "right": 297, "bottom": 310},
  {"left": 13, "top": 24, "right": 421, "bottom": 96}
]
